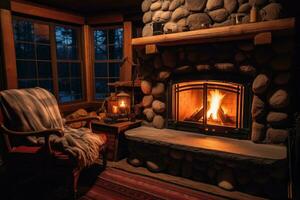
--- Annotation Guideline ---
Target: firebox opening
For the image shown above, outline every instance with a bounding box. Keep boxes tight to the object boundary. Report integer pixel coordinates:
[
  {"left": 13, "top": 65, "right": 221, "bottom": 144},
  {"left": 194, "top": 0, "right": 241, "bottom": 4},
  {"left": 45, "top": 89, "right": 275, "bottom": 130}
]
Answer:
[{"left": 170, "top": 81, "right": 247, "bottom": 137}]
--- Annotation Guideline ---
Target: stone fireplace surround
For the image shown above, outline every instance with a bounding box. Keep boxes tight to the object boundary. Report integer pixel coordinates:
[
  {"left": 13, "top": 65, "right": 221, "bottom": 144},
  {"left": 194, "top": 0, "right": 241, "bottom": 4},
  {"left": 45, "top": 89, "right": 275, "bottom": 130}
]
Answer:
[
  {"left": 127, "top": 36, "right": 294, "bottom": 198},
  {"left": 132, "top": 2, "right": 293, "bottom": 197},
  {"left": 141, "top": 0, "right": 283, "bottom": 37},
  {"left": 138, "top": 37, "right": 293, "bottom": 144}
]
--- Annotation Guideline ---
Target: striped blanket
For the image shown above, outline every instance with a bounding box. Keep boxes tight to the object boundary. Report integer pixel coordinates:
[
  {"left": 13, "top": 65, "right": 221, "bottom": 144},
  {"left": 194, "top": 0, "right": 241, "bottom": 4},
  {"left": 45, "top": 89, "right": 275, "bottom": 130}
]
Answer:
[{"left": 0, "top": 87, "right": 104, "bottom": 169}]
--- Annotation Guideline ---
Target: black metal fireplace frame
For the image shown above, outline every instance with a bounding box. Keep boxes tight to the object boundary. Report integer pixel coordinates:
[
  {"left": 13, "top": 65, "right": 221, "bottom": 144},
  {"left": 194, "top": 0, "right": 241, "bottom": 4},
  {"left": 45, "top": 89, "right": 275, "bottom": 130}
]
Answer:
[{"left": 166, "top": 73, "right": 252, "bottom": 139}]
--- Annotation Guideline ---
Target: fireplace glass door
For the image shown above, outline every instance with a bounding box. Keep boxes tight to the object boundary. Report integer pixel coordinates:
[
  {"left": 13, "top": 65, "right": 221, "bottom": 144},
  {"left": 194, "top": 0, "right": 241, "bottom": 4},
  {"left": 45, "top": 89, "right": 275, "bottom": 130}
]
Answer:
[{"left": 172, "top": 81, "right": 244, "bottom": 130}]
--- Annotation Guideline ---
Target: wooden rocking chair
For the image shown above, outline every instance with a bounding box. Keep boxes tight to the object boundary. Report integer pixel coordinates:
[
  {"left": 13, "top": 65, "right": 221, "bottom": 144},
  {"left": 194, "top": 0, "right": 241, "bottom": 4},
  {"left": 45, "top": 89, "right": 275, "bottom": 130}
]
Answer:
[{"left": 0, "top": 88, "right": 107, "bottom": 200}]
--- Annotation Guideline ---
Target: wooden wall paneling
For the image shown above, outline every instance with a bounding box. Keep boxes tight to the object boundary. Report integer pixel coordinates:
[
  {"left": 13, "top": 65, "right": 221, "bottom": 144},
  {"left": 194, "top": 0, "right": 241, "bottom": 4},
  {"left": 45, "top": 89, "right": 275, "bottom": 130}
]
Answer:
[
  {"left": 82, "top": 25, "right": 93, "bottom": 102},
  {"left": 0, "top": 0, "right": 10, "bottom": 10},
  {"left": 121, "top": 21, "right": 132, "bottom": 81},
  {"left": 86, "top": 14, "right": 123, "bottom": 25},
  {"left": 0, "top": 9, "right": 17, "bottom": 89},
  {"left": 10, "top": 1, "right": 84, "bottom": 25}
]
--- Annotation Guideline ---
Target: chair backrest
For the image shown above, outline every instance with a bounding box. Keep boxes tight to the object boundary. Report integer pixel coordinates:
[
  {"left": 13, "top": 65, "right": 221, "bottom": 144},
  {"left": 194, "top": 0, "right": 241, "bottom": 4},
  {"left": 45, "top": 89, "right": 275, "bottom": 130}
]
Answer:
[
  {"left": 0, "top": 88, "right": 64, "bottom": 150},
  {"left": 0, "top": 87, "right": 64, "bottom": 131}
]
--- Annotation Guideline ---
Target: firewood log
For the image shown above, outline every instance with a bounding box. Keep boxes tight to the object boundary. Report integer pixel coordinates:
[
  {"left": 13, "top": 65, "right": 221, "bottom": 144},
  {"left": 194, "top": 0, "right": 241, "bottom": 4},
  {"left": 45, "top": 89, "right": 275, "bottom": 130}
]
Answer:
[{"left": 185, "top": 107, "right": 203, "bottom": 121}]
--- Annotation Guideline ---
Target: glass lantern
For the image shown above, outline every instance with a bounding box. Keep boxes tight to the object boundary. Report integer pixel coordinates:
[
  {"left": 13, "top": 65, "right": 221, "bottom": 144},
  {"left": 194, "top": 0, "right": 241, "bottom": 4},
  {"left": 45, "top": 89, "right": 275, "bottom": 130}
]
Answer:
[
  {"left": 116, "top": 91, "right": 130, "bottom": 115},
  {"left": 107, "top": 93, "right": 119, "bottom": 114}
]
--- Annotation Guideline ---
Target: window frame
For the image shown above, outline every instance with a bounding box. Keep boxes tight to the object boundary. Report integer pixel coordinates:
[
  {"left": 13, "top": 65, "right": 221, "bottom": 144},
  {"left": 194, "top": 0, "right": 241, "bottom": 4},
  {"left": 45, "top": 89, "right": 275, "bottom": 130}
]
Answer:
[
  {"left": 12, "top": 16, "right": 86, "bottom": 104},
  {"left": 91, "top": 25, "right": 124, "bottom": 100},
  {"left": 13, "top": 16, "right": 53, "bottom": 91},
  {"left": 54, "top": 23, "right": 86, "bottom": 104}
]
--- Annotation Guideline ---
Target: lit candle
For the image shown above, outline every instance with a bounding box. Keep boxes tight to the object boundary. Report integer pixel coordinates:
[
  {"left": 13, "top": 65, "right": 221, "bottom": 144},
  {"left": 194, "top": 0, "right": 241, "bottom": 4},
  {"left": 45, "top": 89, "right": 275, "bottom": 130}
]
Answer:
[
  {"left": 119, "top": 100, "right": 126, "bottom": 114},
  {"left": 120, "top": 100, "right": 126, "bottom": 108},
  {"left": 112, "top": 105, "right": 118, "bottom": 114}
]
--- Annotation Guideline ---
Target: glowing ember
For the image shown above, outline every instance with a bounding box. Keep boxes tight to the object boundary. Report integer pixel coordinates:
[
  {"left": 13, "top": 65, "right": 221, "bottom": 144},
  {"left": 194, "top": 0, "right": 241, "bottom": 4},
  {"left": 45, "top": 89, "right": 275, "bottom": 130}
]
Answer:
[{"left": 207, "top": 90, "right": 225, "bottom": 121}]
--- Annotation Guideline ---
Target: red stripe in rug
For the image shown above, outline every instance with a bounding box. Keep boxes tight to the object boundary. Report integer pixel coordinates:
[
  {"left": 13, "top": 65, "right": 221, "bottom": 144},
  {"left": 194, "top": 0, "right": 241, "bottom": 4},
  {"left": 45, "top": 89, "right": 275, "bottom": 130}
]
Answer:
[{"left": 80, "top": 168, "right": 224, "bottom": 200}]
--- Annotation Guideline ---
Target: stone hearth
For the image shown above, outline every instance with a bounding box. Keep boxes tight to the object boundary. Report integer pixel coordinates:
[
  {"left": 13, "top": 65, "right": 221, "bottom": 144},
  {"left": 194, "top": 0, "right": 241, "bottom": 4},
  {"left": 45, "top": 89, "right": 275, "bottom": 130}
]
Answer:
[
  {"left": 126, "top": 126, "right": 286, "bottom": 159},
  {"left": 125, "top": 126, "right": 287, "bottom": 198}
]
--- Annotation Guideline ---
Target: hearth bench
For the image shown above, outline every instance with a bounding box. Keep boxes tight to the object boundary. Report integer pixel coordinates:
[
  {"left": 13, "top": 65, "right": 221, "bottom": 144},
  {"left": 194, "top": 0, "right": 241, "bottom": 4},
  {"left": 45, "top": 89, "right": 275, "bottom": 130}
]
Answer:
[{"left": 125, "top": 126, "right": 288, "bottom": 199}]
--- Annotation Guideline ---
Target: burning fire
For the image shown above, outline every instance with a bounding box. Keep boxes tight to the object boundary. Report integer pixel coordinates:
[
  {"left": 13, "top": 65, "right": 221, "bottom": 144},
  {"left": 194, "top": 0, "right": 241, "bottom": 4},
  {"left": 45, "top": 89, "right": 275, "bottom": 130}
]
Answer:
[{"left": 207, "top": 90, "right": 225, "bottom": 121}]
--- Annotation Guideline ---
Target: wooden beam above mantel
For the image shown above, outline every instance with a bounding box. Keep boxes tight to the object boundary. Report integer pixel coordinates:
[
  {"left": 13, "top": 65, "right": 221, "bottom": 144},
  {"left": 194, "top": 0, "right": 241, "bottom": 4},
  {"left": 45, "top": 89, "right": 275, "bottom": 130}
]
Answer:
[
  {"left": 132, "top": 18, "right": 295, "bottom": 47},
  {"left": 11, "top": 0, "right": 85, "bottom": 24}
]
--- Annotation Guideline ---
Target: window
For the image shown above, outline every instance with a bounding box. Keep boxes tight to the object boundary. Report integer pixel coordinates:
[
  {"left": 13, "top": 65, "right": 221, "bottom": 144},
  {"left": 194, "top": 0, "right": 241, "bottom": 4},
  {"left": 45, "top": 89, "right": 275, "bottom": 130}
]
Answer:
[
  {"left": 13, "top": 19, "right": 53, "bottom": 91},
  {"left": 55, "top": 26, "right": 83, "bottom": 103},
  {"left": 13, "top": 17, "right": 83, "bottom": 103},
  {"left": 93, "top": 27, "right": 123, "bottom": 99}
]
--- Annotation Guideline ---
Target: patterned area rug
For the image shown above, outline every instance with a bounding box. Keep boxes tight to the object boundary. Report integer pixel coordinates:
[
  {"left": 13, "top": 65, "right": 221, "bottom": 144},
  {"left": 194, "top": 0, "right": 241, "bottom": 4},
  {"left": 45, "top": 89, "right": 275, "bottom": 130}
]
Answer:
[{"left": 79, "top": 168, "right": 225, "bottom": 200}]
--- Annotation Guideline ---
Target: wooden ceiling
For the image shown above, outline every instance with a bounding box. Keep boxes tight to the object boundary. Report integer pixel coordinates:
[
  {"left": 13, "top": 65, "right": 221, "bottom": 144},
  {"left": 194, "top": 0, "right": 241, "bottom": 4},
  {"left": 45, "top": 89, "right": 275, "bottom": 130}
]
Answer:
[{"left": 23, "top": 0, "right": 143, "bottom": 16}]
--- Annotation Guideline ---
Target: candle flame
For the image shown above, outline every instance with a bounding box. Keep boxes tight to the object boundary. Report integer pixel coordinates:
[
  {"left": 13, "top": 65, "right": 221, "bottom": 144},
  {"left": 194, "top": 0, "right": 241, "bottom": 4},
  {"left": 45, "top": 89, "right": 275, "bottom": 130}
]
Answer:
[
  {"left": 112, "top": 105, "right": 118, "bottom": 114},
  {"left": 120, "top": 100, "right": 126, "bottom": 108}
]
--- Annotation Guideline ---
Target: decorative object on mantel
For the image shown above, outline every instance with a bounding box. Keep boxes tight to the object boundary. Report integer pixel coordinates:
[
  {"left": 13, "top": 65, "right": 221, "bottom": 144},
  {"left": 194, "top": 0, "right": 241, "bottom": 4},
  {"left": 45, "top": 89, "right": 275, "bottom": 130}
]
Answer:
[
  {"left": 250, "top": 5, "right": 257, "bottom": 23},
  {"left": 153, "top": 22, "right": 164, "bottom": 35},
  {"left": 232, "top": 13, "right": 247, "bottom": 24}
]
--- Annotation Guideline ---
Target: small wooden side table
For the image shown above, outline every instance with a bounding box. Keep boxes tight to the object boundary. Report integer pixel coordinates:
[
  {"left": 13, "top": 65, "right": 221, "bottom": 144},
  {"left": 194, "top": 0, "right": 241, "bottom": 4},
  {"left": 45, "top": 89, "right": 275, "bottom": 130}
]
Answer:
[{"left": 91, "top": 120, "right": 142, "bottom": 161}]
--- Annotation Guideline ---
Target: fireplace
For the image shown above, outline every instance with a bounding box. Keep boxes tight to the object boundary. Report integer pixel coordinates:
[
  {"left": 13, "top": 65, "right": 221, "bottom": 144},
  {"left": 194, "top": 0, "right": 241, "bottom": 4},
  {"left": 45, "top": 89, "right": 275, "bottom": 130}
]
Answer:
[{"left": 167, "top": 80, "right": 251, "bottom": 139}]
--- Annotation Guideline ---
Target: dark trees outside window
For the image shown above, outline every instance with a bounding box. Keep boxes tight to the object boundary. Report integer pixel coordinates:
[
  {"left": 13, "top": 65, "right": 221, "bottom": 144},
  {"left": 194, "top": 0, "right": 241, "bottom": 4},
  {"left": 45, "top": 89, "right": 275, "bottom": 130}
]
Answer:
[
  {"left": 13, "top": 17, "right": 83, "bottom": 103},
  {"left": 93, "top": 27, "right": 123, "bottom": 99}
]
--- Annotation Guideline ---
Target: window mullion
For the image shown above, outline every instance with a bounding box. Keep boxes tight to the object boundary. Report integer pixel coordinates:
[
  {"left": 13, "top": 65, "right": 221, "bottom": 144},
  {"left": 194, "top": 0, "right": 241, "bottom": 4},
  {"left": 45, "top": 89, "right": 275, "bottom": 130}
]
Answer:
[
  {"left": 34, "top": 29, "right": 39, "bottom": 85},
  {"left": 50, "top": 25, "right": 59, "bottom": 99}
]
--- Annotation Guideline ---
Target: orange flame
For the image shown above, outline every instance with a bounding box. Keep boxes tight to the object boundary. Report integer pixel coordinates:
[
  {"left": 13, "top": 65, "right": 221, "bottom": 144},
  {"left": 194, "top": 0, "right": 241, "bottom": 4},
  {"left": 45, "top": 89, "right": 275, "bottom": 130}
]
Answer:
[
  {"left": 112, "top": 105, "right": 118, "bottom": 114},
  {"left": 207, "top": 90, "right": 225, "bottom": 120},
  {"left": 119, "top": 100, "right": 126, "bottom": 108}
]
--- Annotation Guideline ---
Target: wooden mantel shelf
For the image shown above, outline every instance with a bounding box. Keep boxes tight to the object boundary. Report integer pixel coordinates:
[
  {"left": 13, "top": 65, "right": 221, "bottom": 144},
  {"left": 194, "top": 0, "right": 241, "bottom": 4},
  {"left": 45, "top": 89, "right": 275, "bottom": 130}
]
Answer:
[{"left": 132, "top": 18, "right": 295, "bottom": 47}]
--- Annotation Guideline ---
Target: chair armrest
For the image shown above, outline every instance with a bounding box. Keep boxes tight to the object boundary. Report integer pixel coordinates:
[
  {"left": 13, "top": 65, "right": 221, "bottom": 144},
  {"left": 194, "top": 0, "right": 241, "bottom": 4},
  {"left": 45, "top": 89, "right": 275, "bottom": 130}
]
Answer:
[
  {"left": 0, "top": 124, "right": 64, "bottom": 137},
  {"left": 65, "top": 116, "right": 100, "bottom": 129},
  {"left": 0, "top": 124, "right": 64, "bottom": 154},
  {"left": 65, "top": 116, "right": 99, "bottom": 124}
]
